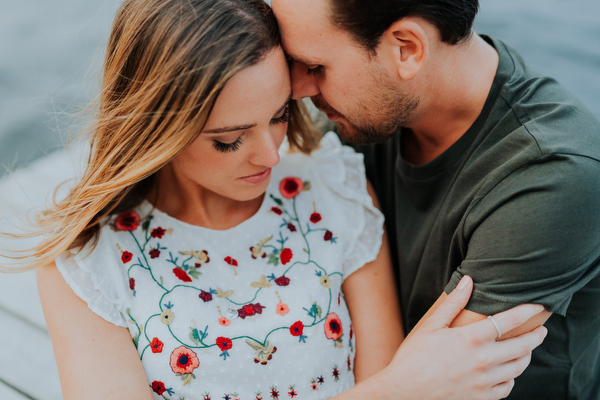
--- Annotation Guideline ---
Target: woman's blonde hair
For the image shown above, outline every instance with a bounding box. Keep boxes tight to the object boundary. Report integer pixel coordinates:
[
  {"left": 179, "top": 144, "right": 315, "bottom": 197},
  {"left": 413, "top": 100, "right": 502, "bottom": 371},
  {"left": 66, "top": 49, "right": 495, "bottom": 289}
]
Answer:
[{"left": 4, "top": 0, "right": 320, "bottom": 271}]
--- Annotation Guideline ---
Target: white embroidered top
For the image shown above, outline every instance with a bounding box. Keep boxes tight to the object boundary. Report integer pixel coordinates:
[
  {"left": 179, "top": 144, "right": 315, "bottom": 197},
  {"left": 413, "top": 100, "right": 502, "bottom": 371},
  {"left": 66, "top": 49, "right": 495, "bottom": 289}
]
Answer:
[{"left": 56, "top": 132, "right": 384, "bottom": 400}]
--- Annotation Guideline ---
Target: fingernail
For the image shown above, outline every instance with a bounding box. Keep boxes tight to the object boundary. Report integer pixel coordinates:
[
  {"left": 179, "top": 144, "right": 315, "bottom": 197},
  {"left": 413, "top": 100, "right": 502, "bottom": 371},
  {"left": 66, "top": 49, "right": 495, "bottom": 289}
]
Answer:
[
  {"left": 542, "top": 326, "right": 548, "bottom": 338},
  {"left": 457, "top": 276, "right": 469, "bottom": 290}
]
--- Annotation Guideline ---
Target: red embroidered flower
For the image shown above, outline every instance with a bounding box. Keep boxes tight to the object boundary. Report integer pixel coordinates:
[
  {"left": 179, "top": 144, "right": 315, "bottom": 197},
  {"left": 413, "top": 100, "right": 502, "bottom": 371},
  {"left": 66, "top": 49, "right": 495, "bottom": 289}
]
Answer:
[
  {"left": 324, "top": 313, "right": 343, "bottom": 340},
  {"left": 349, "top": 325, "right": 354, "bottom": 340},
  {"left": 149, "top": 248, "right": 160, "bottom": 259},
  {"left": 150, "top": 337, "right": 164, "bottom": 353},
  {"left": 172, "top": 267, "right": 192, "bottom": 282},
  {"left": 129, "top": 278, "right": 135, "bottom": 290},
  {"left": 121, "top": 251, "right": 133, "bottom": 263},
  {"left": 238, "top": 303, "right": 266, "bottom": 319},
  {"left": 280, "top": 248, "right": 293, "bottom": 265},
  {"left": 310, "top": 382, "right": 319, "bottom": 391},
  {"left": 274, "top": 275, "right": 290, "bottom": 286},
  {"left": 332, "top": 366, "right": 340, "bottom": 381},
  {"left": 288, "top": 388, "right": 297, "bottom": 398},
  {"left": 151, "top": 227, "right": 166, "bottom": 238},
  {"left": 287, "top": 223, "right": 297, "bottom": 232},
  {"left": 310, "top": 212, "right": 322, "bottom": 223},
  {"left": 347, "top": 355, "right": 352, "bottom": 370},
  {"left": 290, "top": 321, "right": 304, "bottom": 337},
  {"left": 270, "top": 388, "right": 280, "bottom": 399},
  {"left": 279, "top": 177, "right": 304, "bottom": 199},
  {"left": 324, "top": 230, "right": 333, "bottom": 241},
  {"left": 224, "top": 256, "right": 238, "bottom": 267},
  {"left": 271, "top": 206, "right": 283, "bottom": 215},
  {"left": 199, "top": 290, "right": 213, "bottom": 302},
  {"left": 170, "top": 346, "right": 199, "bottom": 374},
  {"left": 216, "top": 337, "right": 233, "bottom": 351},
  {"left": 151, "top": 380, "right": 166, "bottom": 395},
  {"left": 114, "top": 211, "right": 140, "bottom": 231}
]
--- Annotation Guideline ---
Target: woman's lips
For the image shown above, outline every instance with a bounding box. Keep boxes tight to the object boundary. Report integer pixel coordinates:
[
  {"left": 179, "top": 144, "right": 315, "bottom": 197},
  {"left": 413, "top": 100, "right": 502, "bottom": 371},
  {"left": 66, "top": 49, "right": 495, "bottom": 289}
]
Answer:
[{"left": 240, "top": 168, "right": 271, "bottom": 184}]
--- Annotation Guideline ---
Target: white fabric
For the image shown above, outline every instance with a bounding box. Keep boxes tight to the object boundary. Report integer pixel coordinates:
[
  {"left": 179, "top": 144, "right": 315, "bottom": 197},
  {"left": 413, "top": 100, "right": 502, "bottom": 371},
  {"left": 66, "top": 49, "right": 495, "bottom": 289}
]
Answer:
[{"left": 56, "top": 132, "right": 384, "bottom": 399}]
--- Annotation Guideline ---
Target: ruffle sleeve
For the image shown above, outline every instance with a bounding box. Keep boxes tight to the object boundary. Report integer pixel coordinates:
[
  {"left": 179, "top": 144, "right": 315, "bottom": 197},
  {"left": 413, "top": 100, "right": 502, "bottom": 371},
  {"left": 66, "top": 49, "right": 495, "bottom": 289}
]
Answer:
[
  {"left": 311, "top": 132, "right": 385, "bottom": 279},
  {"left": 55, "top": 227, "right": 130, "bottom": 327}
]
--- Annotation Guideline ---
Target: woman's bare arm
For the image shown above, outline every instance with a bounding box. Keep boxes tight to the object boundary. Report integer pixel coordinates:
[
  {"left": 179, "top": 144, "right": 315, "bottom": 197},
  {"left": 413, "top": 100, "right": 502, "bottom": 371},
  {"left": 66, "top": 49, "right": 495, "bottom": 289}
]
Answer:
[{"left": 37, "top": 263, "right": 153, "bottom": 400}]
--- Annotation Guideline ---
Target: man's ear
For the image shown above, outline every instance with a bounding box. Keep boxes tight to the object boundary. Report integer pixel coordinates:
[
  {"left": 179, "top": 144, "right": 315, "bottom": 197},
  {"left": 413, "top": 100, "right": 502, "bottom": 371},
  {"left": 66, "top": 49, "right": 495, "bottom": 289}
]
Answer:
[{"left": 379, "top": 18, "right": 429, "bottom": 81}]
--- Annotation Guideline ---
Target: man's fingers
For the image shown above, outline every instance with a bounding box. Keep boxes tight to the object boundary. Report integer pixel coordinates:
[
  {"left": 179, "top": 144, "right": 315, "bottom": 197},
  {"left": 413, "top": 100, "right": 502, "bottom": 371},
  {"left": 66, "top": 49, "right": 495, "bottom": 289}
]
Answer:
[{"left": 423, "top": 275, "right": 473, "bottom": 330}]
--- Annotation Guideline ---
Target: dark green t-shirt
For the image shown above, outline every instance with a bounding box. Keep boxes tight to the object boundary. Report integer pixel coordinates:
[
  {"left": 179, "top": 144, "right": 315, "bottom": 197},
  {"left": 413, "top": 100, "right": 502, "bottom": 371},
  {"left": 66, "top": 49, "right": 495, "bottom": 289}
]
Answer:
[{"left": 358, "top": 37, "right": 600, "bottom": 399}]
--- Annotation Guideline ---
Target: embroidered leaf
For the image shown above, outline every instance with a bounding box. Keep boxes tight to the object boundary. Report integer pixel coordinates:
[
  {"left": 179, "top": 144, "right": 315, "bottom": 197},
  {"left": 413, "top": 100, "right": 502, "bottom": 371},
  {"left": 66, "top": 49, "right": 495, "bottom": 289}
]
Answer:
[
  {"left": 302, "top": 181, "right": 312, "bottom": 191},
  {"left": 312, "top": 303, "right": 322, "bottom": 319},
  {"left": 141, "top": 218, "right": 151, "bottom": 232},
  {"left": 246, "top": 339, "right": 265, "bottom": 351},
  {"left": 159, "top": 276, "right": 164, "bottom": 286},
  {"left": 250, "top": 275, "right": 272, "bottom": 288},
  {"left": 269, "top": 194, "right": 283, "bottom": 206},
  {"left": 267, "top": 253, "right": 280, "bottom": 266},
  {"left": 216, "top": 287, "right": 234, "bottom": 298},
  {"left": 132, "top": 333, "right": 139, "bottom": 348},
  {"left": 190, "top": 328, "right": 200, "bottom": 345}
]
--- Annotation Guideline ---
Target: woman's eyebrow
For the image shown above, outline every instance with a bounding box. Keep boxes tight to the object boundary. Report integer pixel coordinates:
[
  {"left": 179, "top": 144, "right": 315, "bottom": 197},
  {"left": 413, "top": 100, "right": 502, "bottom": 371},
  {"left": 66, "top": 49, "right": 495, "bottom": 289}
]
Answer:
[{"left": 203, "top": 92, "right": 293, "bottom": 134}]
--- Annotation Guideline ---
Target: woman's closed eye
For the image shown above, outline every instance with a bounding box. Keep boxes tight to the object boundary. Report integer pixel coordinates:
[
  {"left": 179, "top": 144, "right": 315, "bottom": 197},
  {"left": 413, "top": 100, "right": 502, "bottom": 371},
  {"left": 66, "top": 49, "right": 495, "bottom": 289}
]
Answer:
[
  {"left": 271, "top": 104, "right": 290, "bottom": 125},
  {"left": 306, "top": 65, "right": 324, "bottom": 76},
  {"left": 213, "top": 136, "right": 244, "bottom": 153}
]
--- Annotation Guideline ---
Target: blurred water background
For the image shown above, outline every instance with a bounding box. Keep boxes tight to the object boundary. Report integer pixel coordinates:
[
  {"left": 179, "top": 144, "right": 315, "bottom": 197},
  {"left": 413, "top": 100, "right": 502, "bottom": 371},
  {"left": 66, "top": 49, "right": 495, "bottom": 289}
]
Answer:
[{"left": 1, "top": 0, "right": 599, "bottom": 174}]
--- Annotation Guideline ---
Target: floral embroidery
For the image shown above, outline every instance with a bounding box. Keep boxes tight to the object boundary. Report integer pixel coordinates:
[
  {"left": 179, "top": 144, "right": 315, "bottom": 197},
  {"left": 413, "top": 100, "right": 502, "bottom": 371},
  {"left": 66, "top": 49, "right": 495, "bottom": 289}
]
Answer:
[
  {"left": 151, "top": 227, "right": 166, "bottom": 239},
  {"left": 224, "top": 256, "right": 238, "bottom": 267},
  {"left": 287, "top": 385, "right": 297, "bottom": 398},
  {"left": 279, "top": 177, "right": 304, "bottom": 199},
  {"left": 275, "top": 302, "right": 289, "bottom": 316},
  {"left": 172, "top": 267, "right": 192, "bottom": 282},
  {"left": 160, "top": 303, "right": 175, "bottom": 325},
  {"left": 152, "top": 380, "right": 174, "bottom": 396},
  {"left": 310, "top": 211, "right": 322, "bottom": 224},
  {"left": 150, "top": 337, "right": 164, "bottom": 353},
  {"left": 274, "top": 275, "right": 290, "bottom": 286},
  {"left": 270, "top": 206, "right": 283, "bottom": 215},
  {"left": 216, "top": 337, "right": 233, "bottom": 360},
  {"left": 286, "top": 222, "right": 297, "bottom": 232},
  {"left": 319, "top": 274, "right": 332, "bottom": 289},
  {"left": 199, "top": 290, "right": 213, "bottom": 302},
  {"left": 279, "top": 248, "right": 293, "bottom": 265},
  {"left": 129, "top": 277, "right": 136, "bottom": 290},
  {"left": 270, "top": 386, "right": 280, "bottom": 399},
  {"left": 332, "top": 366, "right": 340, "bottom": 382},
  {"left": 218, "top": 316, "right": 232, "bottom": 326},
  {"left": 170, "top": 346, "right": 199, "bottom": 385},
  {"left": 248, "top": 340, "right": 277, "bottom": 365},
  {"left": 149, "top": 248, "right": 161, "bottom": 259},
  {"left": 115, "top": 210, "right": 140, "bottom": 231},
  {"left": 122, "top": 251, "right": 133, "bottom": 263}
]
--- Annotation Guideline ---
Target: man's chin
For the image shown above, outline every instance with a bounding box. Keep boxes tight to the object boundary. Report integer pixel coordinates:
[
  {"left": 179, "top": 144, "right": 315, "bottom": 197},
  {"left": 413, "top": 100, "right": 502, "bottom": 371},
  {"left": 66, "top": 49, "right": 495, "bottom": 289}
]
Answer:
[{"left": 335, "top": 120, "right": 396, "bottom": 146}]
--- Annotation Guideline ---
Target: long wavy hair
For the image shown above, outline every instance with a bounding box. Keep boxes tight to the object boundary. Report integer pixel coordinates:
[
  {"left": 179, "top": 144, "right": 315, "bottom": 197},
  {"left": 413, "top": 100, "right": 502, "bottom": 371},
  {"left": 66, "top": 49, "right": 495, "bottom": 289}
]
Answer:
[{"left": 3, "top": 0, "right": 320, "bottom": 271}]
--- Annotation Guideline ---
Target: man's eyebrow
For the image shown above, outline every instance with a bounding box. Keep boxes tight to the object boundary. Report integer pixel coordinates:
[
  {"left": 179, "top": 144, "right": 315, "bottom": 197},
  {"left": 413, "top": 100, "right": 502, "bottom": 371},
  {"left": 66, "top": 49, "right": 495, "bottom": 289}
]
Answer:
[
  {"left": 203, "top": 92, "right": 293, "bottom": 134},
  {"left": 287, "top": 54, "right": 321, "bottom": 66}
]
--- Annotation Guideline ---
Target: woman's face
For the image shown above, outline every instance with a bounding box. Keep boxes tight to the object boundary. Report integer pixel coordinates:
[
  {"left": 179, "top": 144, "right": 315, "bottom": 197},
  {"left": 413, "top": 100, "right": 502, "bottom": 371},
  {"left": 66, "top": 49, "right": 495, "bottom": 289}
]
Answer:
[{"left": 170, "top": 48, "right": 292, "bottom": 203}]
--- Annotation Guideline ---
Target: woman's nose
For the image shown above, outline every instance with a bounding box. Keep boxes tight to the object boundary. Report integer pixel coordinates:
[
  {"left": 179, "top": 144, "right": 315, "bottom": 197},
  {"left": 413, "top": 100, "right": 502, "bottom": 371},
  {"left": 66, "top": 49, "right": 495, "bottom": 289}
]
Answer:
[
  {"left": 290, "top": 61, "right": 320, "bottom": 99},
  {"left": 249, "top": 130, "right": 281, "bottom": 168}
]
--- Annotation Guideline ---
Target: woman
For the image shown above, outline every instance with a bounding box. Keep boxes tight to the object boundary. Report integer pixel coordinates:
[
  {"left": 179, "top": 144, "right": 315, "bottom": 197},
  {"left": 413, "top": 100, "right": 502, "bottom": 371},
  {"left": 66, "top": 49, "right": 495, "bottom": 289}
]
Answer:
[{"left": 12, "top": 0, "right": 545, "bottom": 399}]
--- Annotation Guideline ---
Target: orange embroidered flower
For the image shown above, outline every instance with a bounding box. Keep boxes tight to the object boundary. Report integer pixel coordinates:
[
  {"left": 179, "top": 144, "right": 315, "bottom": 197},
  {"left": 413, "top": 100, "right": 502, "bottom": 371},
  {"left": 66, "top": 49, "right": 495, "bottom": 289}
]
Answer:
[
  {"left": 218, "top": 316, "right": 231, "bottom": 326},
  {"left": 170, "top": 346, "right": 199, "bottom": 374},
  {"left": 150, "top": 337, "right": 164, "bottom": 353},
  {"left": 279, "top": 177, "right": 304, "bottom": 199},
  {"left": 324, "top": 313, "right": 343, "bottom": 340},
  {"left": 114, "top": 211, "right": 140, "bottom": 231},
  {"left": 276, "top": 302, "right": 289, "bottom": 316}
]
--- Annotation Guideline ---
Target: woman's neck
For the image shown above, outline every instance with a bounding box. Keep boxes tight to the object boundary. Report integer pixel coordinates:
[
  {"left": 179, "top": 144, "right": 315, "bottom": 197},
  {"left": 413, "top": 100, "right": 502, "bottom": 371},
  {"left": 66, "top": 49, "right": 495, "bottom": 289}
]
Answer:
[{"left": 150, "top": 164, "right": 265, "bottom": 230}]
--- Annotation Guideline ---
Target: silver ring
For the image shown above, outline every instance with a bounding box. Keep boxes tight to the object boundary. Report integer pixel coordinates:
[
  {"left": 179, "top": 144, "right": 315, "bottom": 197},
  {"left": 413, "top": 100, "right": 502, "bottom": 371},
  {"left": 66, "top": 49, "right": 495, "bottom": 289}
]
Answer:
[{"left": 487, "top": 315, "right": 502, "bottom": 338}]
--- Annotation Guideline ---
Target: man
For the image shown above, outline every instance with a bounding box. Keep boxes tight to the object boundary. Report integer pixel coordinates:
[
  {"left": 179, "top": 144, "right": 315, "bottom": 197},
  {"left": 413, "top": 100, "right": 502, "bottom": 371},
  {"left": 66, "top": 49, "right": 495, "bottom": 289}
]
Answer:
[{"left": 271, "top": 0, "right": 600, "bottom": 398}]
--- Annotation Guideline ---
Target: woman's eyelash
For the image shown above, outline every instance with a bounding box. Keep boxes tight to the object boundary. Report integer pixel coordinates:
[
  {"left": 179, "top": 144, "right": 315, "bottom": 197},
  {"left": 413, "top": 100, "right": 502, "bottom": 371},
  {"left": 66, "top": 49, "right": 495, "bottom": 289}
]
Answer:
[
  {"left": 307, "top": 65, "right": 324, "bottom": 76},
  {"left": 271, "top": 105, "right": 290, "bottom": 124},
  {"left": 213, "top": 136, "right": 243, "bottom": 153}
]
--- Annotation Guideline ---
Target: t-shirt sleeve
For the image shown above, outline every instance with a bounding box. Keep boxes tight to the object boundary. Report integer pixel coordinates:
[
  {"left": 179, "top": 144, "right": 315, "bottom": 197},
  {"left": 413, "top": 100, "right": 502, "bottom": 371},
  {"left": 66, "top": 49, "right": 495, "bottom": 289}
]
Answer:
[
  {"left": 55, "top": 229, "right": 130, "bottom": 327},
  {"left": 445, "top": 155, "right": 600, "bottom": 316},
  {"left": 316, "top": 133, "right": 385, "bottom": 280}
]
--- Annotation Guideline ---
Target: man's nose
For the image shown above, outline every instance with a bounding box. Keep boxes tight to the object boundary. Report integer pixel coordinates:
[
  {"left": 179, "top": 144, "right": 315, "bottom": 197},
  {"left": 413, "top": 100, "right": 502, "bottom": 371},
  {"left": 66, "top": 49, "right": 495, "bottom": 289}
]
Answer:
[{"left": 290, "top": 61, "right": 320, "bottom": 99}]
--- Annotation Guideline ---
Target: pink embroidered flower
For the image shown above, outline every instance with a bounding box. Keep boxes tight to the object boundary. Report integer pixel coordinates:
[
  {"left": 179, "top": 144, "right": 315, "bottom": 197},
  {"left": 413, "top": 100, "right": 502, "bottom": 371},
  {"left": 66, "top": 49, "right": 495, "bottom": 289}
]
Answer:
[
  {"left": 216, "top": 337, "right": 233, "bottom": 351},
  {"left": 287, "top": 223, "right": 297, "bottom": 232},
  {"left": 129, "top": 277, "right": 135, "bottom": 290},
  {"left": 170, "top": 346, "right": 199, "bottom": 374},
  {"left": 324, "top": 313, "right": 343, "bottom": 340},
  {"left": 173, "top": 268, "right": 192, "bottom": 282},
  {"left": 150, "top": 337, "right": 164, "bottom": 353},
  {"left": 151, "top": 227, "right": 166, "bottom": 238},
  {"left": 224, "top": 256, "right": 238, "bottom": 267},
  {"left": 218, "top": 316, "right": 231, "bottom": 326},
  {"left": 152, "top": 380, "right": 167, "bottom": 395},
  {"left": 310, "top": 212, "right": 322, "bottom": 223},
  {"left": 149, "top": 248, "right": 160, "bottom": 259},
  {"left": 290, "top": 321, "right": 304, "bottom": 337},
  {"left": 288, "top": 387, "right": 298, "bottom": 398},
  {"left": 280, "top": 248, "right": 293, "bottom": 265},
  {"left": 276, "top": 302, "right": 289, "bottom": 316},
  {"left": 115, "top": 211, "right": 140, "bottom": 231},
  {"left": 199, "top": 290, "right": 213, "bottom": 302},
  {"left": 310, "top": 382, "right": 319, "bottom": 391},
  {"left": 271, "top": 206, "right": 283, "bottom": 215},
  {"left": 324, "top": 230, "right": 333, "bottom": 241},
  {"left": 279, "top": 177, "right": 304, "bottom": 199},
  {"left": 121, "top": 251, "right": 133, "bottom": 263},
  {"left": 274, "top": 275, "right": 290, "bottom": 286}
]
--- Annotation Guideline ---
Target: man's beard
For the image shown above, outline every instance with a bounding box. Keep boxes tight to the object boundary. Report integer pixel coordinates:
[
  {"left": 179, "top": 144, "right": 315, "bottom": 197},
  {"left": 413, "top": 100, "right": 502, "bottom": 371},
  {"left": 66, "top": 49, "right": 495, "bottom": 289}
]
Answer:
[{"left": 311, "top": 67, "right": 419, "bottom": 145}]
